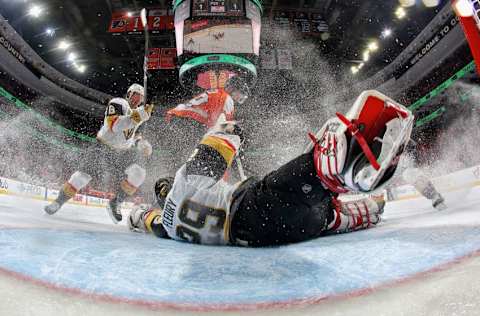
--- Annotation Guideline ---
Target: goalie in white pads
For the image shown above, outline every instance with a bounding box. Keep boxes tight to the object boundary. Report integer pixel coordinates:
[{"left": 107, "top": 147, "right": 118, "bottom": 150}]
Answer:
[
  {"left": 129, "top": 91, "right": 414, "bottom": 246},
  {"left": 44, "top": 84, "right": 154, "bottom": 223}
]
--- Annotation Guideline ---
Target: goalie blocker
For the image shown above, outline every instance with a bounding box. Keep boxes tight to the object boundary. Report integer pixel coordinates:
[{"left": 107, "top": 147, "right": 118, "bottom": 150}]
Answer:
[{"left": 129, "top": 91, "right": 414, "bottom": 246}]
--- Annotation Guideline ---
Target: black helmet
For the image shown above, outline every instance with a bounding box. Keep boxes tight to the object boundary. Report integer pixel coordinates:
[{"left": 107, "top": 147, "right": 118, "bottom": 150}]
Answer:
[
  {"left": 154, "top": 177, "right": 174, "bottom": 206},
  {"left": 225, "top": 76, "right": 250, "bottom": 102}
]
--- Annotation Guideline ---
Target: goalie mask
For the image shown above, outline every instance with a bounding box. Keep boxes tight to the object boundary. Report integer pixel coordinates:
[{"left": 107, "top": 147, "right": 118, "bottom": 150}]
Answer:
[{"left": 310, "top": 90, "right": 414, "bottom": 193}]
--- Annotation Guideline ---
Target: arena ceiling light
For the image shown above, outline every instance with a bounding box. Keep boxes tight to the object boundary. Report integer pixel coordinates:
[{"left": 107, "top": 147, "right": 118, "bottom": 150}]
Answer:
[
  {"left": 398, "top": 0, "right": 415, "bottom": 7},
  {"left": 45, "top": 28, "right": 55, "bottom": 37},
  {"left": 453, "top": 0, "right": 474, "bottom": 17},
  {"left": 395, "top": 7, "right": 407, "bottom": 19},
  {"left": 363, "top": 50, "right": 370, "bottom": 62},
  {"left": 351, "top": 66, "right": 359, "bottom": 74},
  {"left": 67, "top": 52, "right": 77, "bottom": 62},
  {"left": 127, "top": 12, "right": 133, "bottom": 17},
  {"left": 28, "top": 5, "right": 43, "bottom": 18},
  {"left": 422, "top": 0, "right": 440, "bottom": 7},
  {"left": 367, "top": 41, "right": 379, "bottom": 52},
  {"left": 76, "top": 65, "right": 86, "bottom": 73},
  {"left": 382, "top": 28, "right": 393, "bottom": 38},
  {"left": 58, "top": 40, "right": 71, "bottom": 50}
]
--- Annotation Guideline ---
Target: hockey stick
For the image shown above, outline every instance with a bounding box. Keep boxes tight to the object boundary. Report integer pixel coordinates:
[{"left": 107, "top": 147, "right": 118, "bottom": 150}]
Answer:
[
  {"left": 235, "top": 156, "right": 247, "bottom": 181},
  {"left": 140, "top": 8, "right": 149, "bottom": 104}
]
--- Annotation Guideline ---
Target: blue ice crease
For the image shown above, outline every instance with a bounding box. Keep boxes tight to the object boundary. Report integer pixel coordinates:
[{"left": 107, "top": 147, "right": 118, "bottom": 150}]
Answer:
[{"left": 0, "top": 226, "right": 479, "bottom": 305}]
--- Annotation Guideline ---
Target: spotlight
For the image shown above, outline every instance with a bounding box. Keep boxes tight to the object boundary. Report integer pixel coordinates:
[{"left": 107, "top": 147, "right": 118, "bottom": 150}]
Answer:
[
  {"left": 453, "top": 0, "right": 474, "bottom": 17},
  {"left": 368, "top": 41, "right": 379, "bottom": 52},
  {"left": 363, "top": 50, "right": 370, "bottom": 62},
  {"left": 58, "top": 40, "right": 71, "bottom": 50},
  {"left": 77, "top": 65, "right": 86, "bottom": 73},
  {"left": 399, "top": 0, "right": 415, "bottom": 7},
  {"left": 45, "top": 28, "right": 55, "bottom": 37},
  {"left": 395, "top": 7, "right": 407, "bottom": 19},
  {"left": 382, "top": 28, "right": 393, "bottom": 38},
  {"left": 422, "top": 0, "right": 440, "bottom": 7},
  {"left": 67, "top": 52, "right": 77, "bottom": 62},
  {"left": 28, "top": 5, "right": 43, "bottom": 18},
  {"left": 351, "top": 66, "right": 359, "bottom": 74},
  {"left": 127, "top": 12, "right": 133, "bottom": 17}
]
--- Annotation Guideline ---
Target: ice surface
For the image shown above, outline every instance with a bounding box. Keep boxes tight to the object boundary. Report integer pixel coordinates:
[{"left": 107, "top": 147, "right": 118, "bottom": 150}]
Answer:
[{"left": 0, "top": 186, "right": 479, "bottom": 312}]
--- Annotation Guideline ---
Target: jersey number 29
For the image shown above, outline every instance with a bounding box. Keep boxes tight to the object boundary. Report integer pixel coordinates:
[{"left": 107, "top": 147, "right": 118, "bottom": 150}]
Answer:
[{"left": 176, "top": 200, "right": 226, "bottom": 244}]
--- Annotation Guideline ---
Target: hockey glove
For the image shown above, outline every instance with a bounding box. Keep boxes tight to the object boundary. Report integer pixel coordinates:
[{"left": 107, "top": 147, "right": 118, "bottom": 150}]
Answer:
[{"left": 145, "top": 103, "right": 155, "bottom": 115}]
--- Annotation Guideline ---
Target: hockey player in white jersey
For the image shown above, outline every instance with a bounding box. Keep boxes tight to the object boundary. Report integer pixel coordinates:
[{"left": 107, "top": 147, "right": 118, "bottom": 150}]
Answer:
[
  {"left": 128, "top": 90, "right": 414, "bottom": 246},
  {"left": 44, "top": 83, "right": 154, "bottom": 223}
]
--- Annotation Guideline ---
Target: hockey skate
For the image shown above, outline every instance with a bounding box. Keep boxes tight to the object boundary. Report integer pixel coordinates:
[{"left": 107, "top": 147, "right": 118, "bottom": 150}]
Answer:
[
  {"left": 106, "top": 198, "right": 123, "bottom": 224},
  {"left": 432, "top": 194, "right": 447, "bottom": 211},
  {"left": 44, "top": 201, "right": 61, "bottom": 215}
]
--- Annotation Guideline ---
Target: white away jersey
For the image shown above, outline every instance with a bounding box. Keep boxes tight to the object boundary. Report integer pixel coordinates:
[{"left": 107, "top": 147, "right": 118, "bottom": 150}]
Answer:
[
  {"left": 161, "top": 165, "right": 241, "bottom": 245},
  {"left": 96, "top": 97, "right": 148, "bottom": 150}
]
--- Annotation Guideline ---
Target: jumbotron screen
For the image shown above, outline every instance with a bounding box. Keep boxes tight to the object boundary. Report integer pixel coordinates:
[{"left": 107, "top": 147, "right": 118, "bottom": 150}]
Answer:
[
  {"left": 192, "top": 0, "right": 245, "bottom": 17},
  {"left": 183, "top": 19, "right": 253, "bottom": 54}
]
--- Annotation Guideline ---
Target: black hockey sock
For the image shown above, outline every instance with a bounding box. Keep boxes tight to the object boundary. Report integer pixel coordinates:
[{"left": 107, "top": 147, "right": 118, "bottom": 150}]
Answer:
[
  {"left": 112, "top": 184, "right": 129, "bottom": 205},
  {"left": 55, "top": 190, "right": 71, "bottom": 206},
  {"left": 56, "top": 184, "right": 76, "bottom": 206}
]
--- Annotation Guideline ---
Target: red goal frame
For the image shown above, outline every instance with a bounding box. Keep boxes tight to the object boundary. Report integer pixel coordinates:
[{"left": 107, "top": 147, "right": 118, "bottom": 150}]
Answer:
[{"left": 453, "top": 0, "right": 480, "bottom": 74}]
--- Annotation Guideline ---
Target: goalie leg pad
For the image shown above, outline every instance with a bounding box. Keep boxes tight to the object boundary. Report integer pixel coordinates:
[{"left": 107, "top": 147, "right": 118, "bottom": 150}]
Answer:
[
  {"left": 326, "top": 196, "right": 385, "bottom": 234},
  {"left": 310, "top": 90, "right": 414, "bottom": 194}
]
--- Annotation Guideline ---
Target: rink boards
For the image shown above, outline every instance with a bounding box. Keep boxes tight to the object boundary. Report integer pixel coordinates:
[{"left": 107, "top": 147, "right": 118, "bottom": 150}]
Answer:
[{"left": 0, "top": 176, "right": 122, "bottom": 208}]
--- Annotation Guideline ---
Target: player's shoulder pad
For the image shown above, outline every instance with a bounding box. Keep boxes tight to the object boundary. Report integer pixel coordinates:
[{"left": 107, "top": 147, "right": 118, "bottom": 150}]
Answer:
[{"left": 106, "top": 97, "right": 129, "bottom": 116}]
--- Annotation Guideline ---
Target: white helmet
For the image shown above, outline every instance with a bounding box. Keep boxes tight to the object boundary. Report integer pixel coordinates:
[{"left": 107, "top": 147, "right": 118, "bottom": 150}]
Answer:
[{"left": 127, "top": 83, "right": 144, "bottom": 97}]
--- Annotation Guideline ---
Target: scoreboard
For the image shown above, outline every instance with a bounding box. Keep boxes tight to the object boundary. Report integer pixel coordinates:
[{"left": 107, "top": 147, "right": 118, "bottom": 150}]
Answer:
[
  {"left": 108, "top": 9, "right": 174, "bottom": 34},
  {"left": 192, "top": 0, "right": 244, "bottom": 17}
]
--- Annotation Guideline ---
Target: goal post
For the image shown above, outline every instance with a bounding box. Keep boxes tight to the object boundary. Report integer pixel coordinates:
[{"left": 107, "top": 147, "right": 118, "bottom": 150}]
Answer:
[{"left": 452, "top": 0, "right": 480, "bottom": 74}]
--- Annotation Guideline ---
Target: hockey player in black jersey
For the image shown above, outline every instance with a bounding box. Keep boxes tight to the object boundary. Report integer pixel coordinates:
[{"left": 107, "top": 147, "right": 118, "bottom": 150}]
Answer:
[{"left": 128, "top": 90, "right": 414, "bottom": 246}]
